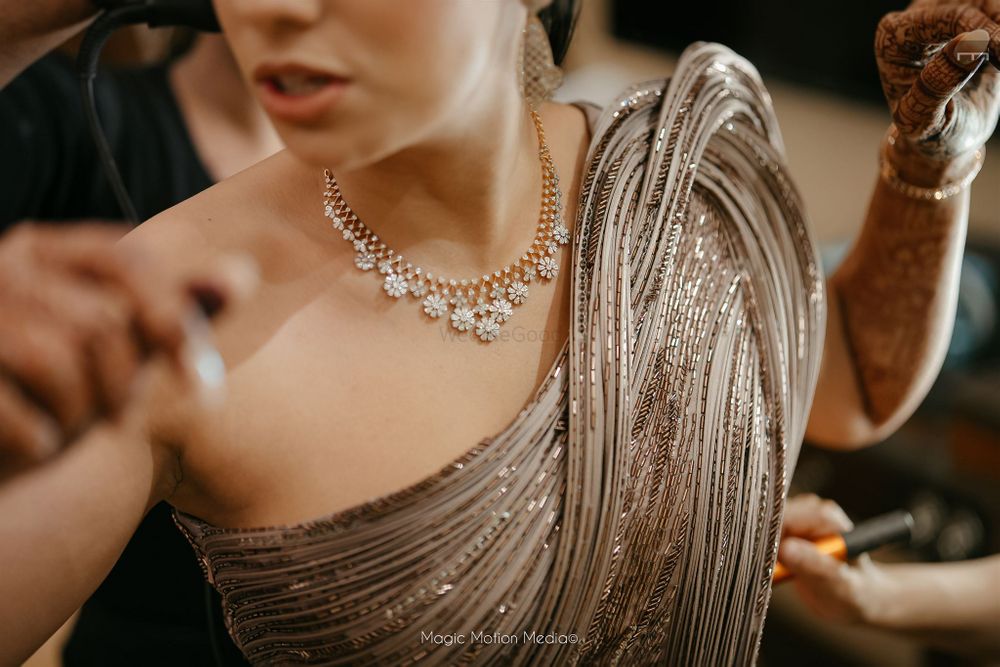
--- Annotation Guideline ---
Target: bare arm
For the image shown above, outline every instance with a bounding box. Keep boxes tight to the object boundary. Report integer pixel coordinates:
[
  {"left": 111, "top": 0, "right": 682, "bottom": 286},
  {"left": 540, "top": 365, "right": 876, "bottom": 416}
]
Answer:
[
  {"left": 807, "top": 3, "right": 1000, "bottom": 448},
  {"left": 0, "top": 223, "right": 257, "bottom": 663},
  {"left": 0, "top": 406, "right": 176, "bottom": 665},
  {"left": 807, "top": 147, "right": 975, "bottom": 447},
  {"left": 0, "top": 0, "right": 97, "bottom": 87},
  {"left": 871, "top": 556, "right": 1000, "bottom": 658}
]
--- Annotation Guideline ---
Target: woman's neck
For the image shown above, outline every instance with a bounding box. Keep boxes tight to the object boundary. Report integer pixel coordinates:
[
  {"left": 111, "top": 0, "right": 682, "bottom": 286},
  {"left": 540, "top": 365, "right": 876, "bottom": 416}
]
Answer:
[
  {"left": 171, "top": 35, "right": 258, "bottom": 128},
  {"left": 330, "top": 81, "right": 551, "bottom": 276},
  {"left": 169, "top": 35, "right": 283, "bottom": 181}
]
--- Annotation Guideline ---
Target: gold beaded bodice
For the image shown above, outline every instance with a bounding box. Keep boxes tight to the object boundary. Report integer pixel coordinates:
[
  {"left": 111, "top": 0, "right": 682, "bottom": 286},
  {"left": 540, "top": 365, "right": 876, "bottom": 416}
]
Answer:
[{"left": 175, "top": 42, "right": 826, "bottom": 667}]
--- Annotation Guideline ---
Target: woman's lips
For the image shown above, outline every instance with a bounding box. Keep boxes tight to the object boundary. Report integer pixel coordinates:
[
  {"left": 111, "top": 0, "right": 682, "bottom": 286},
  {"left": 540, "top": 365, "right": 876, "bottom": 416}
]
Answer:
[{"left": 253, "top": 64, "right": 350, "bottom": 123}]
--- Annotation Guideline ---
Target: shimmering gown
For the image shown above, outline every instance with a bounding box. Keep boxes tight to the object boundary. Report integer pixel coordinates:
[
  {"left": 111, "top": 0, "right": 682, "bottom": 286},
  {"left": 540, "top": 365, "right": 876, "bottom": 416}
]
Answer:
[{"left": 175, "top": 43, "right": 826, "bottom": 666}]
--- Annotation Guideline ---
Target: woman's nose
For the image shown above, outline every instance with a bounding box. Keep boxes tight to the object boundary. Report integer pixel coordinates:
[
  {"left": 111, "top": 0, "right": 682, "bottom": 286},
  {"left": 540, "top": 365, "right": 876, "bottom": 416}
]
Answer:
[{"left": 225, "top": 0, "right": 324, "bottom": 31}]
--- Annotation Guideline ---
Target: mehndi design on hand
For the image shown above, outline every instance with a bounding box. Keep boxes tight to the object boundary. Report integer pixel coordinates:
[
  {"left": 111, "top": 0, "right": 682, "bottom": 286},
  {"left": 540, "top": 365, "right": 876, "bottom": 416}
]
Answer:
[{"left": 876, "top": 1, "right": 1000, "bottom": 160}]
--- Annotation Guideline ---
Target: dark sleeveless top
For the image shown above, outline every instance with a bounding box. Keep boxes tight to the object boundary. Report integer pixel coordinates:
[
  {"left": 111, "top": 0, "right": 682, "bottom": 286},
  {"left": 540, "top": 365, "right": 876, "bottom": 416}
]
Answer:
[{"left": 0, "top": 51, "right": 247, "bottom": 666}]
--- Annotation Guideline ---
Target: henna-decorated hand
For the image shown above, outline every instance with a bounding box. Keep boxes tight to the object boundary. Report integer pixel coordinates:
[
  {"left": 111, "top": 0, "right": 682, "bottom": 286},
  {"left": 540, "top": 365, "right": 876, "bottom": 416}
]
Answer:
[{"left": 876, "top": 1, "right": 1000, "bottom": 182}]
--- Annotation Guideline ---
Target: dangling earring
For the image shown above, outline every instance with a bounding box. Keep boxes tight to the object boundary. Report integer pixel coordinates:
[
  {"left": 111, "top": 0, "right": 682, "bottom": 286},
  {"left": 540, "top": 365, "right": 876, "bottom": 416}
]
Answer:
[{"left": 519, "top": 6, "right": 563, "bottom": 109}]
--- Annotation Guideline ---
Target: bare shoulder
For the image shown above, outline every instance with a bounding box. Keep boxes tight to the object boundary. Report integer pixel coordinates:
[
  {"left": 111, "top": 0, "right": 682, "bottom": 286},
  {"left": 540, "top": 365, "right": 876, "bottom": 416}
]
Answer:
[
  {"left": 115, "top": 149, "right": 326, "bottom": 490},
  {"left": 118, "top": 148, "right": 320, "bottom": 267}
]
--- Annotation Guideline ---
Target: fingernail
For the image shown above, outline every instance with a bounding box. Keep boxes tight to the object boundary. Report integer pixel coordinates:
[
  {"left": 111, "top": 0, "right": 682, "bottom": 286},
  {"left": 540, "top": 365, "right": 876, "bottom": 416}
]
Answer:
[
  {"left": 954, "top": 29, "right": 990, "bottom": 66},
  {"left": 181, "top": 312, "right": 226, "bottom": 408},
  {"left": 32, "top": 417, "right": 62, "bottom": 459},
  {"left": 834, "top": 509, "right": 854, "bottom": 532},
  {"left": 780, "top": 540, "right": 804, "bottom": 564}
]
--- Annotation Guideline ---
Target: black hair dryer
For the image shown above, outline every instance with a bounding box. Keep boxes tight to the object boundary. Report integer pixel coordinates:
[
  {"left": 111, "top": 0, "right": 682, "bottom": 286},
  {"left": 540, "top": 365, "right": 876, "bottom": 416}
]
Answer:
[{"left": 92, "top": 0, "right": 220, "bottom": 31}]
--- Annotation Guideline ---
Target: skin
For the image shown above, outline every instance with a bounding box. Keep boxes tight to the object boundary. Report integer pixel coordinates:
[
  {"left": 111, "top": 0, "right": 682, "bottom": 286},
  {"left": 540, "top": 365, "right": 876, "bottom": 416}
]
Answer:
[
  {"left": 168, "top": 34, "right": 284, "bottom": 181},
  {"left": 0, "top": 3, "right": 589, "bottom": 661},
  {"left": 806, "top": 0, "right": 1000, "bottom": 446},
  {"left": 0, "top": 224, "right": 257, "bottom": 663},
  {"left": 0, "top": 0, "right": 94, "bottom": 87},
  {"left": 0, "top": 0, "right": 997, "bottom": 662},
  {"left": 0, "top": 223, "right": 257, "bottom": 475},
  {"left": 144, "top": 0, "right": 592, "bottom": 529},
  {"left": 0, "top": 31, "right": 279, "bottom": 471},
  {"left": 780, "top": 495, "right": 1000, "bottom": 659},
  {"left": 8, "top": 32, "right": 283, "bottom": 255}
]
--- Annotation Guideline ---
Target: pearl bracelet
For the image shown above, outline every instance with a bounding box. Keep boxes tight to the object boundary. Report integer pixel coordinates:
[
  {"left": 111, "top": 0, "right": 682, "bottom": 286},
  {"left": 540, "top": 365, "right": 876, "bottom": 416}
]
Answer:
[{"left": 879, "top": 125, "right": 985, "bottom": 202}]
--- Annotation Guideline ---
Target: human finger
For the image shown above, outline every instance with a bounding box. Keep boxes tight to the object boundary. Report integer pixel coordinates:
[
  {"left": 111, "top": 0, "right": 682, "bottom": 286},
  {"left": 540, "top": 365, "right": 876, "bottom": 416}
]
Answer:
[
  {"left": 9, "top": 272, "right": 148, "bottom": 429},
  {"left": 112, "top": 247, "right": 260, "bottom": 374},
  {"left": 61, "top": 249, "right": 258, "bottom": 409},
  {"left": 7, "top": 224, "right": 190, "bottom": 365},
  {"left": 783, "top": 494, "right": 854, "bottom": 539},
  {"left": 877, "top": 6, "right": 999, "bottom": 65},
  {"left": 0, "top": 222, "right": 126, "bottom": 259},
  {"left": 83, "top": 300, "right": 142, "bottom": 419},
  {"left": 778, "top": 537, "right": 846, "bottom": 580},
  {"left": 76, "top": 240, "right": 190, "bottom": 364},
  {"left": 0, "top": 372, "right": 62, "bottom": 463},
  {"left": 894, "top": 29, "right": 992, "bottom": 141},
  {"left": 0, "top": 312, "right": 92, "bottom": 436}
]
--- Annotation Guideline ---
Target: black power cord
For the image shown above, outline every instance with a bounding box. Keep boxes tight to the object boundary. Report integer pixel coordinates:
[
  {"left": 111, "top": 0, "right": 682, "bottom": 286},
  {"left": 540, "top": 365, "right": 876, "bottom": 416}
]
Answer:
[
  {"left": 76, "top": 1, "right": 219, "bottom": 225},
  {"left": 77, "top": 5, "right": 150, "bottom": 224},
  {"left": 93, "top": 0, "right": 221, "bottom": 32},
  {"left": 76, "top": 5, "right": 233, "bottom": 664}
]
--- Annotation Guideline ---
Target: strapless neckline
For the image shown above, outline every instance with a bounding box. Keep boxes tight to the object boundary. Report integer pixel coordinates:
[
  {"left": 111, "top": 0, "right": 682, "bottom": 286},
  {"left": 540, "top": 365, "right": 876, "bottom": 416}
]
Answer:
[
  {"left": 176, "top": 100, "right": 600, "bottom": 536},
  {"left": 175, "top": 335, "right": 571, "bottom": 534}
]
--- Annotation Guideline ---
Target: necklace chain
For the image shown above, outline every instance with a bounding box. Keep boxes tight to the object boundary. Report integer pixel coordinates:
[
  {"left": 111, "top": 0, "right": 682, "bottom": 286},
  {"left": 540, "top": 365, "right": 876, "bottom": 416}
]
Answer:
[{"left": 321, "top": 109, "right": 570, "bottom": 343}]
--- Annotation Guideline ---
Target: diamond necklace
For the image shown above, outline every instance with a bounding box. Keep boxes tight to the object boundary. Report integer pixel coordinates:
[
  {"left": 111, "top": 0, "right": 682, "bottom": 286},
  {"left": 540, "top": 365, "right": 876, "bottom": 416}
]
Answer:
[{"left": 321, "top": 109, "right": 570, "bottom": 343}]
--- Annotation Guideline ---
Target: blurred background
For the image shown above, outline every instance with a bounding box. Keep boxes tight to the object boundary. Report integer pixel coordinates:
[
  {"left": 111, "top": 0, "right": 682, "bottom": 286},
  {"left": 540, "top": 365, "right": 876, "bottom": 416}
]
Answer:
[{"left": 23, "top": 0, "right": 1000, "bottom": 665}]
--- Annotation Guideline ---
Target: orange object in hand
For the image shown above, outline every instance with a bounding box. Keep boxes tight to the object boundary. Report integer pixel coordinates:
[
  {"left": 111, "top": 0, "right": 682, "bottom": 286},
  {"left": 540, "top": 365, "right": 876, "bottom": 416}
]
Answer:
[
  {"left": 772, "top": 535, "right": 848, "bottom": 584},
  {"left": 773, "top": 510, "right": 914, "bottom": 584}
]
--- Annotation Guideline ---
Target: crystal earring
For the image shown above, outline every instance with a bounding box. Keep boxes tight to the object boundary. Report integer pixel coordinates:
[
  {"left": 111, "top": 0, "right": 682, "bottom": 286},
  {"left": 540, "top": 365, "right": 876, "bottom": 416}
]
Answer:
[{"left": 519, "top": 11, "right": 563, "bottom": 109}]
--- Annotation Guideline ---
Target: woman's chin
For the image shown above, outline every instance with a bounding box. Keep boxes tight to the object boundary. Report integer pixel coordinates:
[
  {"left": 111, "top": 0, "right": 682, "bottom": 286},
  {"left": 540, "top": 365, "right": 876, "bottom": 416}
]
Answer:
[{"left": 280, "top": 129, "right": 397, "bottom": 175}]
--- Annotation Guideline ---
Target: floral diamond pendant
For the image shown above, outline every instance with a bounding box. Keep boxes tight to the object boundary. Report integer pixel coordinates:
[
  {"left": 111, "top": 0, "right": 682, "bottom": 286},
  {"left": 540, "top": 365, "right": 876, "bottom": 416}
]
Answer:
[{"left": 321, "top": 109, "right": 569, "bottom": 343}]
